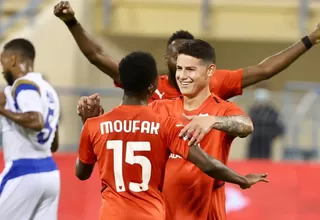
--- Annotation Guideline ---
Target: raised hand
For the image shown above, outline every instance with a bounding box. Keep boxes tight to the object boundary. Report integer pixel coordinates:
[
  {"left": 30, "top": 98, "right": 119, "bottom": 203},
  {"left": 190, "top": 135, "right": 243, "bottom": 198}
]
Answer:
[
  {"left": 54, "top": 1, "right": 75, "bottom": 22},
  {"left": 308, "top": 23, "right": 320, "bottom": 44}
]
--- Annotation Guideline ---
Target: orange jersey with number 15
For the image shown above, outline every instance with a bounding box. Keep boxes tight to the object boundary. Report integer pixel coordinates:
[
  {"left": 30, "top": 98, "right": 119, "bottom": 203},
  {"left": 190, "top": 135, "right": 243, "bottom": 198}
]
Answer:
[{"left": 78, "top": 105, "right": 190, "bottom": 220}]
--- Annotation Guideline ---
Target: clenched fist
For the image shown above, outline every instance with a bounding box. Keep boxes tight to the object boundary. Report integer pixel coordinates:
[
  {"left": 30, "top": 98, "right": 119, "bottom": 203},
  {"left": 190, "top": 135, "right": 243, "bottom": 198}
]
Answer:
[
  {"left": 54, "top": 1, "right": 75, "bottom": 22},
  {"left": 308, "top": 23, "right": 320, "bottom": 45}
]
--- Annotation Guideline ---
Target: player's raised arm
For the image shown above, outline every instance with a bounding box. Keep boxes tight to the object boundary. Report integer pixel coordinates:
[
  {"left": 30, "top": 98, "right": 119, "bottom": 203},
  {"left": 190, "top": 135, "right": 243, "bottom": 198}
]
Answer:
[
  {"left": 241, "top": 24, "right": 320, "bottom": 88},
  {"left": 165, "top": 117, "right": 268, "bottom": 189},
  {"left": 0, "top": 81, "right": 45, "bottom": 131},
  {"left": 54, "top": 1, "right": 120, "bottom": 84}
]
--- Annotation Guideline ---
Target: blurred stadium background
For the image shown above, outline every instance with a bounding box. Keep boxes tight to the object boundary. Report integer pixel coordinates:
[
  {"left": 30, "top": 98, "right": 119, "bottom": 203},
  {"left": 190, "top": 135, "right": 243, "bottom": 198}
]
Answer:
[{"left": 0, "top": 0, "right": 320, "bottom": 219}]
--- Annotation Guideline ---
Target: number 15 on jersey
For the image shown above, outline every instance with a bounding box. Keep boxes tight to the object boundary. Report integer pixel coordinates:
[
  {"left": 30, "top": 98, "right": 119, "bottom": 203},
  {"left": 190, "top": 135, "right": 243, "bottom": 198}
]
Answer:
[{"left": 107, "top": 140, "right": 152, "bottom": 193}]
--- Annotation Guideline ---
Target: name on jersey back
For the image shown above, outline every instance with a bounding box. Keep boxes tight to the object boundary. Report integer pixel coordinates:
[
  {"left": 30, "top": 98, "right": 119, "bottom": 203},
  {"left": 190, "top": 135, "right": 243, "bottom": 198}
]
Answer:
[{"left": 100, "top": 120, "right": 160, "bottom": 135}]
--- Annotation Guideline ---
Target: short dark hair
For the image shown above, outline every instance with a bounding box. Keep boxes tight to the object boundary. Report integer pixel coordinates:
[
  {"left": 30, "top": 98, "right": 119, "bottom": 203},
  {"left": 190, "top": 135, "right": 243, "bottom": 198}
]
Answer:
[
  {"left": 167, "top": 30, "right": 194, "bottom": 46},
  {"left": 119, "top": 51, "right": 157, "bottom": 95},
  {"left": 4, "top": 38, "right": 36, "bottom": 61},
  {"left": 177, "top": 39, "right": 216, "bottom": 64}
]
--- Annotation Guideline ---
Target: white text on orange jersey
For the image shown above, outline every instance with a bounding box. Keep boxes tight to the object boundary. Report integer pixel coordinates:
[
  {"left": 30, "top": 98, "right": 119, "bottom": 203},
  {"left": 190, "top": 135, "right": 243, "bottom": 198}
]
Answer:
[{"left": 100, "top": 120, "right": 160, "bottom": 135}]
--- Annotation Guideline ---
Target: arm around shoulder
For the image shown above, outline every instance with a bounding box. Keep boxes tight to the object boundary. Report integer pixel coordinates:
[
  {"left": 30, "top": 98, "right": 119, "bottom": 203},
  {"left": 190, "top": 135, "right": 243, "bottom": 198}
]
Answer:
[{"left": 214, "top": 103, "right": 253, "bottom": 137}]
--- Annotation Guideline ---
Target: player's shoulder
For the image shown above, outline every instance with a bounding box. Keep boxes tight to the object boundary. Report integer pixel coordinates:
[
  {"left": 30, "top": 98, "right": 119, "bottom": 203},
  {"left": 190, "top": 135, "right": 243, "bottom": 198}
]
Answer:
[
  {"left": 158, "top": 74, "right": 169, "bottom": 82},
  {"left": 156, "top": 75, "right": 170, "bottom": 90},
  {"left": 13, "top": 74, "right": 37, "bottom": 87},
  {"left": 12, "top": 73, "right": 42, "bottom": 97},
  {"left": 214, "top": 68, "right": 243, "bottom": 75},
  {"left": 208, "top": 94, "right": 240, "bottom": 109},
  {"left": 149, "top": 98, "right": 180, "bottom": 114},
  {"left": 85, "top": 113, "right": 109, "bottom": 131}
]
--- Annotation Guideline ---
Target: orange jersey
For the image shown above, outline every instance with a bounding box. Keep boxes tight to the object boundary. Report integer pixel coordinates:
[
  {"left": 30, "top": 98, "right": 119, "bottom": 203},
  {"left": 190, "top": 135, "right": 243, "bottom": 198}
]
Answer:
[
  {"left": 115, "top": 69, "right": 243, "bottom": 103},
  {"left": 78, "top": 105, "right": 191, "bottom": 220},
  {"left": 149, "top": 94, "right": 246, "bottom": 220}
]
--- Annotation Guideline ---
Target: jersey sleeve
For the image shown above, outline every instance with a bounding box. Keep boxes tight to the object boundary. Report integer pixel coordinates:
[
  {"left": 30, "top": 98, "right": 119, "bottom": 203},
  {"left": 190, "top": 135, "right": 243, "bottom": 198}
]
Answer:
[
  {"left": 210, "top": 69, "right": 243, "bottom": 100},
  {"left": 78, "top": 121, "right": 96, "bottom": 164},
  {"left": 223, "top": 102, "right": 247, "bottom": 116},
  {"left": 163, "top": 116, "right": 189, "bottom": 159},
  {"left": 12, "top": 80, "right": 43, "bottom": 113}
]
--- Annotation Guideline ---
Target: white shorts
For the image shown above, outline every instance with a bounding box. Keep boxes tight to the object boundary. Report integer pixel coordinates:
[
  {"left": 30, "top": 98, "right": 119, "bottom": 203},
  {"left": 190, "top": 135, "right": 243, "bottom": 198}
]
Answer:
[{"left": 0, "top": 157, "right": 60, "bottom": 220}]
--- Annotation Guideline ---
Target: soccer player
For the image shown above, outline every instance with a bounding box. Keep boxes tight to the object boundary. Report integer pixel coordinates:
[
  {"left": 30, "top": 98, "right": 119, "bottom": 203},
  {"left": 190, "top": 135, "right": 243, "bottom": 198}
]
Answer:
[
  {"left": 76, "top": 51, "right": 268, "bottom": 220},
  {"left": 54, "top": 1, "right": 320, "bottom": 102},
  {"left": 78, "top": 40, "right": 257, "bottom": 220},
  {"left": 0, "top": 39, "right": 60, "bottom": 220}
]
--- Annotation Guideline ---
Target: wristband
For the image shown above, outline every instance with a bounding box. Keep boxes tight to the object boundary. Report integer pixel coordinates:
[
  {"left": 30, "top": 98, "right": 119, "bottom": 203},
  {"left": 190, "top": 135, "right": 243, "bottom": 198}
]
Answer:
[
  {"left": 301, "top": 36, "right": 313, "bottom": 49},
  {"left": 64, "top": 18, "right": 78, "bottom": 27}
]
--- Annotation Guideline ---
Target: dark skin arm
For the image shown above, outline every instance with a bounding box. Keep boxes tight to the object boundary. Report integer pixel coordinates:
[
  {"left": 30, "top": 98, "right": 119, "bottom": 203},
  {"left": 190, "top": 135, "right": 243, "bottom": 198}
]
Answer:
[
  {"left": 54, "top": 1, "right": 120, "bottom": 84},
  {"left": 0, "top": 108, "right": 44, "bottom": 131},
  {"left": 51, "top": 128, "right": 59, "bottom": 153},
  {"left": 187, "top": 144, "right": 268, "bottom": 189},
  {"left": 76, "top": 159, "right": 94, "bottom": 181},
  {"left": 241, "top": 28, "right": 320, "bottom": 88}
]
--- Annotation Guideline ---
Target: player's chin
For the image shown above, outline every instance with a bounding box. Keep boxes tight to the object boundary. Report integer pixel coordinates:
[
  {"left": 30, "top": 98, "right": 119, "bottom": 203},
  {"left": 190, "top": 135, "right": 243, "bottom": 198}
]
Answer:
[{"left": 180, "top": 89, "right": 194, "bottom": 97}]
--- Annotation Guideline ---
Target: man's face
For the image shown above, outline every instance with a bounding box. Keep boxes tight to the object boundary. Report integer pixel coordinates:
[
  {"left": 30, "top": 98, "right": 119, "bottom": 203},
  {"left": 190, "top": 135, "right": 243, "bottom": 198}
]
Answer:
[
  {"left": 176, "top": 54, "right": 215, "bottom": 97},
  {"left": 165, "top": 39, "right": 190, "bottom": 80},
  {"left": 0, "top": 50, "right": 15, "bottom": 86}
]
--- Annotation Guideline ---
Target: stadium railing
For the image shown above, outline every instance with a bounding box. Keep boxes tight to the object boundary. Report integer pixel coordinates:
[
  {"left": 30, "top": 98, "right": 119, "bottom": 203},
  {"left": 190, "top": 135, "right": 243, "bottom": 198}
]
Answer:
[
  {"left": 0, "top": 0, "right": 43, "bottom": 39},
  {"left": 187, "top": 0, "right": 310, "bottom": 35}
]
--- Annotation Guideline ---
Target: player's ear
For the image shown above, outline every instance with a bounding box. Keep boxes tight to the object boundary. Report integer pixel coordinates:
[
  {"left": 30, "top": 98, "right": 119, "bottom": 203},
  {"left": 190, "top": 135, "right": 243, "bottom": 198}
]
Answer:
[
  {"left": 148, "top": 84, "right": 156, "bottom": 95},
  {"left": 207, "top": 64, "right": 216, "bottom": 77},
  {"left": 9, "top": 55, "right": 17, "bottom": 67}
]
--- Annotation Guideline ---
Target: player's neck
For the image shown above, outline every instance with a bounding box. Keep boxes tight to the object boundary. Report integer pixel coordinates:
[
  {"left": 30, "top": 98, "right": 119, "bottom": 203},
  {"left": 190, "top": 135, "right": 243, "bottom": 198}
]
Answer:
[
  {"left": 183, "top": 87, "right": 211, "bottom": 111},
  {"left": 122, "top": 95, "right": 148, "bottom": 106},
  {"left": 14, "top": 63, "right": 34, "bottom": 80}
]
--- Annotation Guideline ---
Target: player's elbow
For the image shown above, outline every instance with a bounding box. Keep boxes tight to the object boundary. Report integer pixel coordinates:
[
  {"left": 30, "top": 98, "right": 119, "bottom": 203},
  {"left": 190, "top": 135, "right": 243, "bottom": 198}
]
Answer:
[
  {"left": 76, "top": 172, "right": 91, "bottom": 181},
  {"left": 29, "top": 119, "right": 45, "bottom": 132},
  {"left": 75, "top": 168, "right": 91, "bottom": 181},
  {"left": 256, "top": 64, "right": 274, "bottom": 80},
  {"left": 32, "top": 123, "right": 45, "bottom": 132},
  {"left": 86, "top": 51, "right": 102, "bottom": 65},
  {"left": 75, "top": 160, "right": 94, "bottom": 181},
  {"left": 237, "top": 117, "right": 254, "bottom": 138},
  {"left": 239, "top": 123, "right": 254, "bottom": 138}
]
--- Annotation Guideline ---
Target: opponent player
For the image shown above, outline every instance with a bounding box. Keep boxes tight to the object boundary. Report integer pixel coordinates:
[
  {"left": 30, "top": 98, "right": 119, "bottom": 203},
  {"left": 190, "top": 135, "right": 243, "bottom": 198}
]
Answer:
[
  {"left": 0, "top": 39, "right": 60, "bottom": 220},
  {"left": 54, "top": 1, "right": 320, "bottom": 102},
  {"left": 76, "top": 51, "right": 268, "bottom": 220}
]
